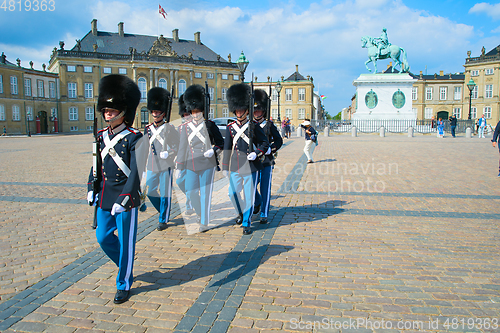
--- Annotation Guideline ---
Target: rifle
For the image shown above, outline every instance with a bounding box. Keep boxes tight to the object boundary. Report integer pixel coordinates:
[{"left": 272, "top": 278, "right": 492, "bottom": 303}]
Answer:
[
  {"left": 267, "top": 79, "right": 272, "bottom": 121},
  {"left": 249, "top": 74, "right": 255, "bottom": 153},
  {"left": 166, "top": 84, "right": 174, "bottom": 123},
  {"left": 90, "top": 106, "right": 102, "bottom": 229}
]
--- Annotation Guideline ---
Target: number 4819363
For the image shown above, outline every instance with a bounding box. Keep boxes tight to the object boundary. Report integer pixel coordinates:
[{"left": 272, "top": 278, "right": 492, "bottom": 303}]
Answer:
[{"left": 1, "top": 0, "right": 56, "bottom": 11}]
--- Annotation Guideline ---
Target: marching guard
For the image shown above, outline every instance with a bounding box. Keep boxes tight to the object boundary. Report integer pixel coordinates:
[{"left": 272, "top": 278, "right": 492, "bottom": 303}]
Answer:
[
  {"left": 252, "top": 89, "right": 282, "bottom": 224},
  {"left": 144, "top": 87, "right": 179, "bottom": 231},
  {"left": 175, "top": 85, "right": 224, "bottom": 232},
  {"left": 175, "top": 94, "right": 194, "bottom": 214},
  {"left": 87, "top": 74, "right": 142, "bottom": 304},
  {"left": 223, "top": 83, "right": 269, "bottom": 235}
]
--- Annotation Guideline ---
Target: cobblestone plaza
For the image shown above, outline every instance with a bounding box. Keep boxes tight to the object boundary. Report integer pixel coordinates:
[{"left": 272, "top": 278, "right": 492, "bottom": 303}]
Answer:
[{"left": 1, "top": 132, "right": 500, "bottom": 332}]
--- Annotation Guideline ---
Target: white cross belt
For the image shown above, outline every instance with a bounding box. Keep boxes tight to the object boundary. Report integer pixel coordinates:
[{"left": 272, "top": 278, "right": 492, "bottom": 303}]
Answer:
[{"left": 101, "top": 129, "right": 132, "bottom": 177}]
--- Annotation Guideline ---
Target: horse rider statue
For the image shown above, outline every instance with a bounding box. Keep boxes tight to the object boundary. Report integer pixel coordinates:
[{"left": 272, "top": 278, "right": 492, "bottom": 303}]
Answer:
[{"left": 374, "top": 28, "right": 390, "bottom": 58}]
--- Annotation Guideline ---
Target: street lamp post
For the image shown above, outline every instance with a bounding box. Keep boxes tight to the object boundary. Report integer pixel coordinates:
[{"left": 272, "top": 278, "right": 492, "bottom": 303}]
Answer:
[
  {"left": 236, "top": 51, "right": 249, "bottom": 83},
  {"left": 275, "top": 80, "right": 282, "bottom": 123},
  {"left": 467, "top": 78, "right": 476, "bottom": 121}
]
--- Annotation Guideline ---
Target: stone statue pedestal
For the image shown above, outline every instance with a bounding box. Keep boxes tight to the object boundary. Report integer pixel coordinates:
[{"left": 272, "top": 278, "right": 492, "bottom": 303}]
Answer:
[{"left": 352, "top": 73, "right": 417, "bottom": 121}]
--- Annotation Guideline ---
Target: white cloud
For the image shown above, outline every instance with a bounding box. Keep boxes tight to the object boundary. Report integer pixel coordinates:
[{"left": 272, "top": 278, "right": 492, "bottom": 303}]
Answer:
[
  {"left": 470, "top": 2, "right": 500, "bottom": 20},
  {"left": 0, "top": 43, "right": 57, "bottom": 71}
]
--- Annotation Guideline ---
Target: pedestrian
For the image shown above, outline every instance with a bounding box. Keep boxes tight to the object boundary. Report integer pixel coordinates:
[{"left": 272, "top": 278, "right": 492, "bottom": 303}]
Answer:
[
  {"left": 437, "top": 118, "right": 444, "bottom": 138},
  {"left": 491, "top": 120, "right": 500, "bottom": 176},
  {"left": 144, "top": 87, "right": 179, "bottom": 231},
  {"left": 223, "top": 83, "right": 269, "bottom": 235},
  {"left": 281, "top": 118, "right": 286, "bottom": 138},
  {"left": 449, "top": 115, "right": 457, "bottom": 138},
  {"left": 301, "top": 119, "right": 317, "bottom": 163},
  {"left": 86, "top": 74, "right": 142, "bottom": 304},
  {"left": 478, "top": 114, "right": 487, "bottom": 138},
  {"left": 431, "top": 116, "right": 436, "bottom": 130},
  {"left": 175, "top": 85, "right": 224, "bottom": 232},
  {"left": 2, "top": 125, "right": 6, "bottom": 136},
  {"left": 175, "top": 94, "right": 194, "bottom": 215},
  {"left": 252, "top": 89, "right": 283, "bottom": 224},
  {"left": 285, "top": 117, "right": 291, "bottom": 138}
]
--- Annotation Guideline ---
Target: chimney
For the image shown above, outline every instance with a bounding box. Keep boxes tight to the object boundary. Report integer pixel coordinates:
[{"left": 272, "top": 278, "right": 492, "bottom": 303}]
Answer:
[
  {"left": 118, "top": 22, "right": 124, "bottom": 37},
  {"left": 172, "top": 29, "right": 179, "bottom": 42},
  {"left": 439, "top": 70, "right": 444, "bottom": 76},
  {"left": 91, "top": 19, "right": 98, "bottom": 36},
  {"left": 194, "top": 31, "right": 201, "bottom": 45},
  {"left": 296, "top": 64, "right": 299, "bottom": 73}
]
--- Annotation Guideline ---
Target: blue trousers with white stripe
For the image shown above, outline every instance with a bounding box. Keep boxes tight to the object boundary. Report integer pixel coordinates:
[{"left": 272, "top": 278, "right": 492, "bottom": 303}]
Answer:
[
  {"left": 254, "top": 165, "right": 273, "bottom": 218},
  {"left": 96, "top": 207, "right": 138, "bottom": 291},
  {"left": 228, "top": 171, "right": 258, "bottom": 227},
  {"left": 185, "top": 167, "right": 216, "bottom": 226},
  {"left": 176, "top": 169, "right": 193, "bottom": 210},
  {"left": 146, "top": 169, "right": 173, "bottom": 224}
]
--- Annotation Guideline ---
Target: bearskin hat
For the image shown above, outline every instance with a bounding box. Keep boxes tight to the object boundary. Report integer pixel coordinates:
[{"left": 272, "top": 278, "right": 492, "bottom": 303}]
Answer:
[
  {"left": 254, "top": 89, "right": 268, "bottom": 115},
  {"left": 178, "top": 94, "right": 187, "bottom": 116},
  {"left": 227, "top": 83, "right": 250, "bottom": 113},
  {"left": 97, "top": 74, "right": 141, "bottom": 126},
  {"left": 183, "top": 85, "right": 205, "bottom": 112},
  {"left": 147, "top": 87, "right": 171, "bottom": 114}
]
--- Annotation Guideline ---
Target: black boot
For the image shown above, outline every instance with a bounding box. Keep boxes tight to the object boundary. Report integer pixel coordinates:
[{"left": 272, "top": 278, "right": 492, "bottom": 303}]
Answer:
[
  {"left": 235, "top": 213, "right": 243, "bottom": 225},
  {"left": 243, "top": 227, "right": 252, "bottom": 235},
  {"left": 253, "top": 204, "right": 261, "bottom": 215}
]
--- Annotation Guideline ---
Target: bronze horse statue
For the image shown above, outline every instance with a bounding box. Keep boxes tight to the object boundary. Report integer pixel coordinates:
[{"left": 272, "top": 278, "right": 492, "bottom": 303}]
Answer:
[{"left": 361, "top": 36, "right": 409, "bottom": 73}]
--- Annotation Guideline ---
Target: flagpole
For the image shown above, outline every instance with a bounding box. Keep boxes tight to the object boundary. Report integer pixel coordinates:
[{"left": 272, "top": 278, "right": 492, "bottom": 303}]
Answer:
[{"left": 157, "top": 4, "right": 160, "bottom": 38}]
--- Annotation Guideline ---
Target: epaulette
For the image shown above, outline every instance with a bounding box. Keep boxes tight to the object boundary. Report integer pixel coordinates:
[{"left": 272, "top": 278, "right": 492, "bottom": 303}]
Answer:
[{"left": 126, "top": 127, "right": 141, "bottom": 134}]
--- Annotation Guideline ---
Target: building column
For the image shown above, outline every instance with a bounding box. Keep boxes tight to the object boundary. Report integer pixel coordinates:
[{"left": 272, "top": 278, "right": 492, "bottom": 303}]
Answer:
[
  {"left": 150, "top": 69, "right": 154, "bottom": 89},
  {"left": 154, "top": 69, "right": 158, "bottom": 87}
]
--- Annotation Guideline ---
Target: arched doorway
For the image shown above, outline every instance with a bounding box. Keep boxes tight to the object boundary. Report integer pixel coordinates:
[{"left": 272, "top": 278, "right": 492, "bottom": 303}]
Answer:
[
  {"left": 38, "top": 111, "right": 48, "bottom": 134},
  {"left": 436, "top": 111, "right": 449, "bottom": 121}
]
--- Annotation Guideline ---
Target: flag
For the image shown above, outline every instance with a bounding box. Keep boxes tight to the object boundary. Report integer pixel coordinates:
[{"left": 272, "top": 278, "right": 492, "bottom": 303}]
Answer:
[
  {"left": 159, "top": 4, "right": 167, "bottom": 20},
  {"left": 321, "top": 95, "right": 327, "bottom": 100}
]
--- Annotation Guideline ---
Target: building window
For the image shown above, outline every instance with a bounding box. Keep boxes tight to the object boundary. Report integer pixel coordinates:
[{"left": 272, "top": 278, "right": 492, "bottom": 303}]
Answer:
[
  {"left": 69, "top": 107, "right": 78, "bottom": 121},
  {"left": 233, "top": 74, "right": 239, "bottom": 81},
  {"left": 26, "top": 106, "right": 33, "bottom": 121},
  {"left": 24, "top": 78, "right": 31, "bottom": 97},
  {"left": 439, "top": 87, "right": 447, "bottom": 100},
  {"left": 209, "top": 108, "right": 214, "bottom": 119},
  {"left": 271, "top": 108, "right": 278, "bottom": 120},
  {"left": 298, "top": 88, "right": 305, "bottom": 101},
  {"left": 178, "top": 79, "right": 186, "bottom": 95},
  {"left": 141, "top": 107, "right": 149, "bottom": 127},
  {"left": 103, "top": 67, "right": 112, "bottom": 74},
  {"left": 424, "top": 107, "right": 433, "bottom": 119},
  {"left": 37, "top": 80, "right": 44, "bottom": 98},
  {"left": 485, "top": 68, "right": 494, "bottom": 75},
  {"left": 70, "top": 126, "right": 78, "bottom": 131},
  {"left": 222, "top": 108, "right": 229, "bottom": 117},
  {"left": 0, "top": 104, "right": 4, "bottom": 121},
  {"left": 67, "top": 65, "right": 76, "bottom": 72},
  {"left": 137, "top": 77, "right": 147, "bottom": 101},
  {"left": 84, "top": 66, "right": 93, "bottom": 73},
  {"left": 11, "top": 76, "right": 18, "bottom": 95},
  {"left": 285, "top": 108, "right": 292, "bottom": 119},
  {"left": 68, "top": 82, "right": 77, "bottom": 98},
  {"left": 49, "top": 81, "right": 56, "bottom": 98},
  {"left": 12, "top": 105, "right": 20, "bottom": 121},
  {"left": 471, "top": 70, "right": 479, "bottom": 76},
  {"left": 298, "top": 108, "right": 305, "bottom": 119},
  {"left": 51, "top": 108, "right": 57, "bottom": 119},
  {"left": 0, "top": 74, "right": 3, "bottom": 94},
  {"left": 84, "top": 83, "right": 93, "bottom": 99},
  {"left": 207, "top": 73, "right": 214, "bottom": 79},
  {"left": 209, "top": 87, "right": 214, "bottom": 101},
  {"left": 221, "top": 74, "right": 228, "bottom": 80},
  {"left": 285, "top": 88, "right": 292, "bottom": 101},
  {"left": 411, "top": 87, "right": 417, "bottom": 100},
  {"left": 158, "top": 78, "right": 167, "bottom": 89},
  {"left": 272, "top": 88, "right": 277, "bottom": 102},
  {"left": 471, "top": 107, "right": 477, "bottom": 119},
  {"left": 118, "top": 68, "right": 127, "bottom": 75},
  {"left": 222, "top": 88, "right": 227, "bottom": 101},
  {"left": 453, "top": 108, "right": 461, "bottom": 118},
  {"left": 85, "top": 106, "right": 94, "bottom": 121},
  {"left": 485, "top": 84, "right": 493, "bottom": 98},
  {"left": 425, "top": 87, "right": 432, "bottom": 100},
  {"left": 484, "top": 106, "right": 492, "bottom": 119},
  {"left": 454, "top": 86, "right": 461, "bottom": 100},
  {"left": 194, "top": 72, "right": 202, "bottom": 79},
  {"left": 472, "top": 86, "right": 478, "bottom": 99},
  {"left": 86, "top": 125, "right": 93, "bottom": 131}
]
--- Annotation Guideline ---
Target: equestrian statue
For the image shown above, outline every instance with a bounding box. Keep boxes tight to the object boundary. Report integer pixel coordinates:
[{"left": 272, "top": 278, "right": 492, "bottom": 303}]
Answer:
[{"left": 361, "top": 28, "right": 409, "bottom": 74}]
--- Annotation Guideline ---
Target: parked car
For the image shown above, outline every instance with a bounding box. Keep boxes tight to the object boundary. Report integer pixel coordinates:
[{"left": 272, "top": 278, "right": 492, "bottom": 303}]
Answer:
[{"left": 212, "top": 117, "right": 236, "bottom": 138}]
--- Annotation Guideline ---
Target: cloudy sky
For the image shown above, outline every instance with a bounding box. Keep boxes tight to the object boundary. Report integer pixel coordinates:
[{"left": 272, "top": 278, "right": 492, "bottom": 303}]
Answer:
[{"left": 1, "top": 0, "right": 499, "bottom": 116}]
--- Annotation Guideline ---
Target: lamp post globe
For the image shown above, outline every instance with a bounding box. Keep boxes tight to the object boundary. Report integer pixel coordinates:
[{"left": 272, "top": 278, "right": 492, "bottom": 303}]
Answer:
[{"left": 236, "top": 51, "right": 249, "bottom": 83}]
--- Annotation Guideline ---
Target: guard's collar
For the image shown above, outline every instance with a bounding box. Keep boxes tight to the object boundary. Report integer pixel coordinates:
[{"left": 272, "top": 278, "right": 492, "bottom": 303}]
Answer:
[{"left": 110, "top": 123, "right": 126, "bottom": 135}]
